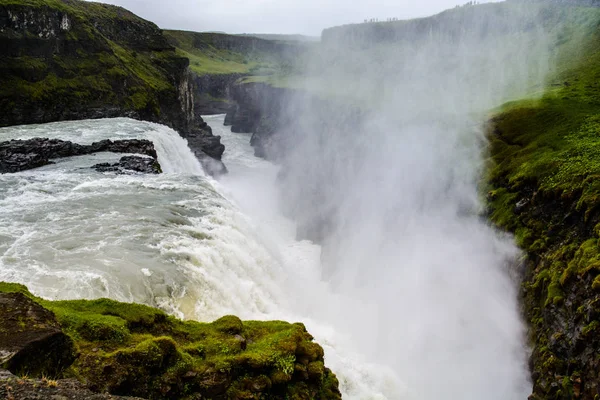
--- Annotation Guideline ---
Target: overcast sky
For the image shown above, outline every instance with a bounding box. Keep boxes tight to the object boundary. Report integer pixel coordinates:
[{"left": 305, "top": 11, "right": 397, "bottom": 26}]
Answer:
[{"left": 90, "top": 0, "right": 501, "bottom": 36}]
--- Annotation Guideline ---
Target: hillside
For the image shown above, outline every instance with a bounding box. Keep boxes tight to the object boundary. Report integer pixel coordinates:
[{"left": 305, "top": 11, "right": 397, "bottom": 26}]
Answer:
[
  {"left": 0, "top": 0, "right": 229, "bottom": 172},
  {"left": 164, "top": 30, "right": 304, "bottom": 76},
  {"left": 486, "top": 4, "right": 600, "bottom": 399},
  {"left": 163, "top": 29, "right": 308, "bottom": 113},
  {"left": 0, "top": 0, "right": 189, "bottom": 129}
]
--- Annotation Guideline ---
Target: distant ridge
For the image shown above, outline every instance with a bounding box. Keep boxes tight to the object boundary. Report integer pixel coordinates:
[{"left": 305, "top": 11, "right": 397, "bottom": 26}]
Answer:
[{"left": 237, "top": 33, "right": 320, "bottom": 43}]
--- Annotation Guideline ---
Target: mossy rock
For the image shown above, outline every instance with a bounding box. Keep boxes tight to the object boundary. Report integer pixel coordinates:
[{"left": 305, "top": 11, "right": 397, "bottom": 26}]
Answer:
[{"left": 0, "top": 283, "right": 341, "bottom": 399}]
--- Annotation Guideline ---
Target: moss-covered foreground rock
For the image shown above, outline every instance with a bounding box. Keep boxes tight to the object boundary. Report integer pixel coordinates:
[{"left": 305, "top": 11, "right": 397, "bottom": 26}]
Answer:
[
  {"left": 0, "top": 282, "right": 341, "bottom": 400},
  {"left": 485, "top": 7, "right": 600, "bottom": 399}
]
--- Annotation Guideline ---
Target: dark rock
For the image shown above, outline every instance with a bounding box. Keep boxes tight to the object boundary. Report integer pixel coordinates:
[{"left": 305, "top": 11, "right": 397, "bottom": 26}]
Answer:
[
  {"left": 88, "top": 139, "right": 157, "bottom": 159},
  {"left": 0, "top": 151, "right": 52, "bottom": 173},
  {"left": 0, "top": 368, "right": 146, "bottom": 400},
  {"left": 187, "top": 129, "right": 225, "bottom": 160},
  {"left": 0, "top": 138, "right": 159, "bottom": 173},
  {"left": 0, "top": 292, "right": 76, "bottom": 377},
  {"left": 185, "top": 127, "right": 228, "bottom": 176},
  {"left": 93, "top": 156, "right": 162, "bottom": 174},
  {"left": 224, "top": 105, "right": 237, "bottom": 126}
]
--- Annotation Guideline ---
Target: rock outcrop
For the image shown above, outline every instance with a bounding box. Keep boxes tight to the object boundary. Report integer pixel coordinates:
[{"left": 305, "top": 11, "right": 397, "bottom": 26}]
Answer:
[
  {"left": 163, "top": 29, "right": 308, "bottom": 116},
  {"left": 93, "top": 156, "right": 162, "bottom": 174},
  {"left": 0, "top": 138, "right": 161, "bottom": 173},
  {"left": 0, "top": 292, "right": 76, "bottom": 377},
  {"left": 0, "top": 282, "right": 341, "bottom": 399},
  {"left": 224, "top": 82, "right": 297, "bottom": 159},
  {"left": 0, "top": 0, "right": 225, "bottom": 174}
]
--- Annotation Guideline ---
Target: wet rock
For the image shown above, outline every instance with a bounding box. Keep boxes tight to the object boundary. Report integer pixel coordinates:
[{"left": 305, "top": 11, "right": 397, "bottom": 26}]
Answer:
[
  {"left": 0, "top": 138, "right": 159, "bottom": 173},
  {"left": 185, "top": 127, "right": 228, "bottom": 176},
  {"left": 187, "top": 128, "right": 225, "bottom": 160},
  {"left": 224, "top": 105, "right": 237, "bottom": 126},
  {"left": 0, "top": 292, "right": 76, "bottom": 376},
  {"left": 0, "top": 151, "right": 52, "bottom": 173},
  {"left": 93, "top": 156, "right": 162, "bottom": 174},
  {"left": 87, "top": 139, "right": 157, "bottom": 159}
]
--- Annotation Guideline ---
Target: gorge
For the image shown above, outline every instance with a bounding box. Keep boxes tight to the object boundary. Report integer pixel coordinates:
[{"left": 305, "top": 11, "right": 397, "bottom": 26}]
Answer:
[{"left": 1, "top": 0, "right": 600, "bottom": 399}]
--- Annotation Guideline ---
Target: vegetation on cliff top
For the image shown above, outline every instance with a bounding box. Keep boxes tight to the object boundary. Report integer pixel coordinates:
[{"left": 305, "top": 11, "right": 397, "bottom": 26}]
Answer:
[
  {"left": 0, "top": 282, "right": 341, "bottom": 399},
  {"left": 485, "top": 4, "right": 600, "bottom": 399},
  {"left": 0, "top": 0, "right": 188, "bottom": 128},
  {"left": 163, "top": 30, "right": 303, "bottom": 78}
]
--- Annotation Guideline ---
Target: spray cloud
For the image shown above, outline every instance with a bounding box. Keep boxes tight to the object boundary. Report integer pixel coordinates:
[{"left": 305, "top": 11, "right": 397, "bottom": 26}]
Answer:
[{"left": 266, "top": 2, "right": 560, "bottom": 398}]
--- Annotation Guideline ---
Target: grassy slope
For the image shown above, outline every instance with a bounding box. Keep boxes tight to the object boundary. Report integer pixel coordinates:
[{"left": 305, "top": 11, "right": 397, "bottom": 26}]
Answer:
[
  {"left": 0, "top": 282, "right": 340, "bottom": 399},
  {"left": 0, "top": 0, "right": 184, "bottom": 124},
  {"left": 486, "top": 5, "right": 600, "bottom": 399},
  {"left": 163, "top": 30, "right": 293, "bottom": 77},
  {"left": 488, "top": 6, "right": 600, "bottom": 290}
]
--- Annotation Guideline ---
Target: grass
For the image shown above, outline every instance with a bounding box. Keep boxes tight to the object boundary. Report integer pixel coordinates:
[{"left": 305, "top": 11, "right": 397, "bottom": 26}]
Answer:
[
  {"left": 163, "top": 30, "right": 297, "bottom": 78},
  {"left": 0, "top": 282, "right": 339, "bottom": 399},
  {"left": 484, "top": 5, "right": 600, "bottom": 399}
]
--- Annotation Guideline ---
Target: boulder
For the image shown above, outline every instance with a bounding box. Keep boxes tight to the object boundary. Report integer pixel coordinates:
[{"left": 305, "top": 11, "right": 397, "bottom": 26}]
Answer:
[{"left": 0, "top": 292, "right": 76, "bottom": 376}]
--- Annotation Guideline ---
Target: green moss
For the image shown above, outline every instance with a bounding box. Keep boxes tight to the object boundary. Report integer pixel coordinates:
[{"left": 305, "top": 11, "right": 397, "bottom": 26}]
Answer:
[
  {"left": 163, "top": 29, "right": 297, "bottom": 81},
  {"left": 0, "top": 282, "right": 35, "bottom": 298},
  {"left": 0, "top": 0, "right": 186, "bottom": 126},
  {"left": 0, "top": 282, "right": 339, "bottom": 399},
  {"left": 485, "top": 7, "right": 600, "bottom": 399},
  {"left": 582, "top": 320, "right": 599, "bottom": 336}
]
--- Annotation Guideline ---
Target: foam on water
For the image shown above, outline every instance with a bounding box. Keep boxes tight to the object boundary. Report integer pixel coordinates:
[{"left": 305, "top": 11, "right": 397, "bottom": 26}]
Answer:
[{"left": 0, "top": 116, "right": 397, "bottom": 399}]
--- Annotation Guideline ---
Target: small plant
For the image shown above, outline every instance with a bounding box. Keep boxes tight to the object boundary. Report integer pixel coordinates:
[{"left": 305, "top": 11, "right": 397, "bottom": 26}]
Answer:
[{"left": 273, "top": 354, "right": 296, "bottom": 376}]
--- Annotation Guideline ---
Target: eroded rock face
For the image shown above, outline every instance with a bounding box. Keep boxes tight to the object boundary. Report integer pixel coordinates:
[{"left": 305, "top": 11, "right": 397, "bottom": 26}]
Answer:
[
  {"left": 0, "top": 138, "right": 160, "bottom": 173},
  {"left": 0, "top": 292, "right": 76, "bottom": 377},
  {"left": 186, "top": 123, "right": 227, "bottom": 176}
]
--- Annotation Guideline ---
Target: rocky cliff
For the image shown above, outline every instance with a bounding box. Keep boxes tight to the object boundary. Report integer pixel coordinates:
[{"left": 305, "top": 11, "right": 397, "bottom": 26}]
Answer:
[
  {"left": 164, "top": 30, "right": 309, "bottom": 116},
  {"left": 0, "top": 0, "right": 225, "bottom": 174},
  {"left": 485, "top": 7, "right": 600, "bottom": 399}
]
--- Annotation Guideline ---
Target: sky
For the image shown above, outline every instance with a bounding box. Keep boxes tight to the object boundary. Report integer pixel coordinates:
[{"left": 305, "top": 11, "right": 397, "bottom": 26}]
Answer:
[{"left": 88, "top": 0, "right": 501, "bottom": 36}]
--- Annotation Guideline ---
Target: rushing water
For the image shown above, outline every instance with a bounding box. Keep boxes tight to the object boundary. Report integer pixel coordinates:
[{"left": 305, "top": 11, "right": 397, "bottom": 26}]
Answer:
[{"left": 0, "top": 116, "right": 403, "bottom": 399}]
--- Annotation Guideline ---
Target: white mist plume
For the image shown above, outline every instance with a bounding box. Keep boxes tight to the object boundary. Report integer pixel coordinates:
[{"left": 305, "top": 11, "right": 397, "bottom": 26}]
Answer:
[{"left": 272, "top": 2, "right": 559, "bottom": 398}]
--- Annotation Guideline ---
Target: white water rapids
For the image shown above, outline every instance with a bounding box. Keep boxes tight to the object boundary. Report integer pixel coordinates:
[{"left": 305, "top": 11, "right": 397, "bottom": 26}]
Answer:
[{"left": 0, "top": 116, "right": 404, "bottom": 398}]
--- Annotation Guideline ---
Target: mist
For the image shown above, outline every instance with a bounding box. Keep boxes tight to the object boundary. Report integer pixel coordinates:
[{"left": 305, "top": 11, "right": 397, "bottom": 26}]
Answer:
[{"left": 264, "top": 2, "right": 558, "bottom": 398}]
